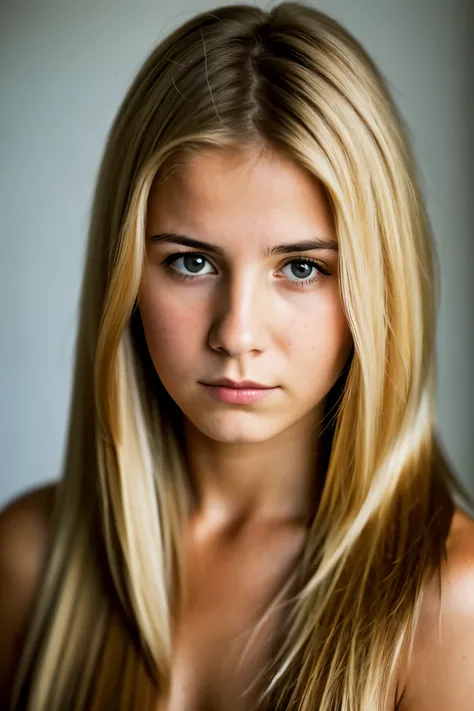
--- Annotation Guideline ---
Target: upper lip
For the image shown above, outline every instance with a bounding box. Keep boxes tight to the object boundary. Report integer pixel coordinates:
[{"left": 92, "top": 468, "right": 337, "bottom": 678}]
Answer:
[{"left": 201, "top": 378, "right": 276, "bottom": 389}]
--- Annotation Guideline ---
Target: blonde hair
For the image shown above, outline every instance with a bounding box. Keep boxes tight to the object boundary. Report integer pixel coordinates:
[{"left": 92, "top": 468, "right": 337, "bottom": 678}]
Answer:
[{"left": 12, "top": 2, "right": 463, "bottom": 709}]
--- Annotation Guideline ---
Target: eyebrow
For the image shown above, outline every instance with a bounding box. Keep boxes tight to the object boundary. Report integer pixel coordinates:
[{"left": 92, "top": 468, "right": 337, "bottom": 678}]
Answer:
[{"left": 149, "top": 232, "right": 338, "bottom": 255}]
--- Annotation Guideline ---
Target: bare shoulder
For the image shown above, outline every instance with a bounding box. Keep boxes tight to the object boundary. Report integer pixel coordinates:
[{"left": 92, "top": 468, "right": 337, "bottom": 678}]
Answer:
[
  {"left": 0, "top": 484, "right": 57, "bottom": 585},
  {"left": 0, "top": 483, "right": 57, "bottom": 700},
  {"left": 400, "top": 505, "right": 474, "bottom": 711}
]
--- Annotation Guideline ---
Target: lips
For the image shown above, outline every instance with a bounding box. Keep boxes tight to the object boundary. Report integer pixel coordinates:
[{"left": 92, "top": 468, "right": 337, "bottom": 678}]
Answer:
[
  {"left": 201, "top": 377, "right": 274, "bottom": 389},
  {"left": 200, "top": 381, "right": 278, "bottom": 405}
]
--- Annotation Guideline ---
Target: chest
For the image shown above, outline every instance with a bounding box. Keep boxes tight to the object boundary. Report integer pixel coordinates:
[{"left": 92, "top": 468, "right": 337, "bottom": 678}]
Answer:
[{"left": 157, "top": 525, "right": 304, "bottom": 711}]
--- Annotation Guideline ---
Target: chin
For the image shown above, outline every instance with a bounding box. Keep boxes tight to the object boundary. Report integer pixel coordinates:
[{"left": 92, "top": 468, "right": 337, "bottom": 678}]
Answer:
[
  {"left": 188, "top": 411, "right": 281, "bottom": 445},
  {"left": 208, "top": 430, "right": 275, "bottom": 445}
]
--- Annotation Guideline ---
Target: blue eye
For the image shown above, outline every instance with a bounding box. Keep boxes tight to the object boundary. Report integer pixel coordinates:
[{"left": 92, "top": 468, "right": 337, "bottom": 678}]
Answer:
[
  {"left": 279, "top": 258, "right": 329, "bottom": 285},
  {"left": 164, "top": 253, "right": 215, "bottom": 276},
  {"left": 162, "top": 252, "right": 330, "bottom": 287}
]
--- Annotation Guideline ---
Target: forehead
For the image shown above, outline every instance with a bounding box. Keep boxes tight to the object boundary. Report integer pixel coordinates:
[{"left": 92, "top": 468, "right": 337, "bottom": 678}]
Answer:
[{"left": 146, "top": 146, "right": 336, "bottom": 247}]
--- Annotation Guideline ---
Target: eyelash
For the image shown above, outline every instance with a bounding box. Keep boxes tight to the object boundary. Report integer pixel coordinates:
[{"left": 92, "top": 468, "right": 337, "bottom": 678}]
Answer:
[{"left": 161, "top": 251, "right": 331, "bottom": 287}]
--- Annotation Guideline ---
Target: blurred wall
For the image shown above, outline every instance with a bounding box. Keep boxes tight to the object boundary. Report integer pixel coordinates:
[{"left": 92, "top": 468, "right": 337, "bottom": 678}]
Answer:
[{"left": 1, "top": 0, "right": 473, "bottom": 506}]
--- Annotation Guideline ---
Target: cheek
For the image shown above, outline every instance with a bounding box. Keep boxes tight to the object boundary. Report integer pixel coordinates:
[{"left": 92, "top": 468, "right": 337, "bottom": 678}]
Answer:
[
  {"left": 137, "top": 284, "right": 205, "bottom": 374},
  {"left": 289, "top": 296, "right": 352, "bottom": 372}
]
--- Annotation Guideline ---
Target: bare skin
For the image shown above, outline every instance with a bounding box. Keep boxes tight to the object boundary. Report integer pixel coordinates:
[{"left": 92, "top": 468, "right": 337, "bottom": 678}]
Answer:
[
  {"left": 1, "top": 145, "right": 474, "bottom": 709},
  {"left": 397, "top": 507, "right": 474, "bottom": 711},
  {"left": 0, "top": 483, "right": 56, "bottom": 704},
  {"left": 159, "top": 513, "right": 307, "bottom": 711}
]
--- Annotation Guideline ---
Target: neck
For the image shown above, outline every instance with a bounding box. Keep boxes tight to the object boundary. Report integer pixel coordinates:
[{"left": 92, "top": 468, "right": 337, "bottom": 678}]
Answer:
[{"left": 183, "top": 407, "right": 325, "bottom": 532}]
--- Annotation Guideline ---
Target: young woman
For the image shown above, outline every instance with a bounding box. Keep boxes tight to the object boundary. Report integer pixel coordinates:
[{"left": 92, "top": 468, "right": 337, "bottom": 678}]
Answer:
[{"left": 1, "top": 2, "right": 473, "bottom": 709}]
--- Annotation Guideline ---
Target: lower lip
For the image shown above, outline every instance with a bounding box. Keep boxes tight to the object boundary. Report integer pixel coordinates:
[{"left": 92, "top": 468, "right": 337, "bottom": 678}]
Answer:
[{"left": 201, "top": 384, "right": 278, "bottom": 405}]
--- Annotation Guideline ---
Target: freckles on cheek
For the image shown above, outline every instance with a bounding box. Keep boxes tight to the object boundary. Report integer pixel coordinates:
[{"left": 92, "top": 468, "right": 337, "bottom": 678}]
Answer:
[
  {"left": 296, "top": 313, "right": 348, "bottom": 360},
  {"left": 139, "top": 294, "right": 202, "bottom": 358},
  {"left": 148, "top": 312, "right": 188, "bottom": 349}
]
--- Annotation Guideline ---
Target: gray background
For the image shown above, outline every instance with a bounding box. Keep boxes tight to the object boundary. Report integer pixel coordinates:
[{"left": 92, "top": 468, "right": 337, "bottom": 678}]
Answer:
[{"left": 1, "top": 0, "right": 473, "bottom": 508}]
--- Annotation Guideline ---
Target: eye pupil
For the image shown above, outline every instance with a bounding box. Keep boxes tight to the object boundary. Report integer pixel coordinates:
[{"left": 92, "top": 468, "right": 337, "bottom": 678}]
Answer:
[
  {"left": 184, "top": 255, "right": 205, "bottom": 273},
  {"left": 291, "top": 261, "right": 312, "bottom": 279}
]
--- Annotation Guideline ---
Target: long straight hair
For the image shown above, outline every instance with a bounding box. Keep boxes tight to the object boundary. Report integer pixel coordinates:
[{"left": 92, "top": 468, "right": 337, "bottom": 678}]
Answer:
[{"left": 12, "top": 3, "right": 464, "bottom": 709}]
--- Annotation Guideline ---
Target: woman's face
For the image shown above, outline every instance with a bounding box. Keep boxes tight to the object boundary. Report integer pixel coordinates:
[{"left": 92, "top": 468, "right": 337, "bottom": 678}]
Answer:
[{"left": 138, "top": 145, "right": 353, "bottom": 444}]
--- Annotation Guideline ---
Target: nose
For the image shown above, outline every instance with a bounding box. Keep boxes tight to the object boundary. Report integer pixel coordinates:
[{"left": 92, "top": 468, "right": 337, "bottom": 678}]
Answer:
[{"left": 208, "top": 271, "right": 267, "bottom": 358}]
